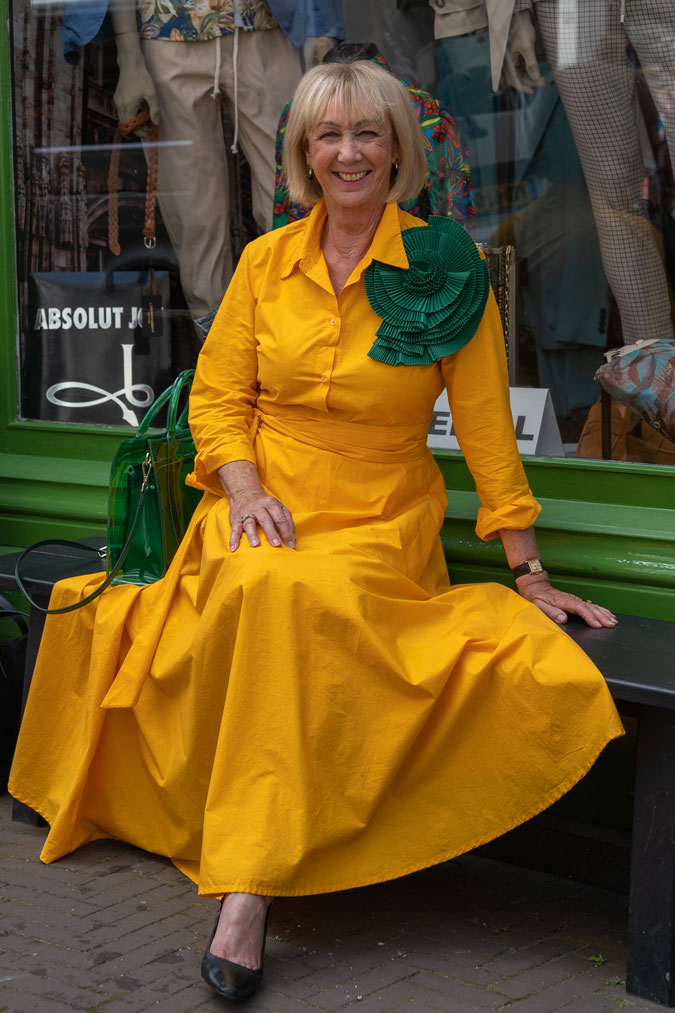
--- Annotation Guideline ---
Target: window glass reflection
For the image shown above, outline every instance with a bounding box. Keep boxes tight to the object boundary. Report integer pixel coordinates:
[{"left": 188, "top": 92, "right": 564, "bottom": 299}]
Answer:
[{"left": 9, "top": 0, "right": 675, "bottom": 464}]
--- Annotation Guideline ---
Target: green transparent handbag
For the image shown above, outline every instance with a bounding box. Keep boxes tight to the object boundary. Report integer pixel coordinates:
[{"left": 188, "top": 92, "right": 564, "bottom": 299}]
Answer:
[
  {"left": 15, "top": 370, "right": 201, "bottom": 614},
  {"left": 107, "top": 368, "right": 201, "bottom": 585}
]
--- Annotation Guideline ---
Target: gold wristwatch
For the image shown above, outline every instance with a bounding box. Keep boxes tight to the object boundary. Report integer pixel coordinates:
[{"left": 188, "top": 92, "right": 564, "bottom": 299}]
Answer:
[{"left": 511, "top": 558, "right": 545, "bottom": 578}]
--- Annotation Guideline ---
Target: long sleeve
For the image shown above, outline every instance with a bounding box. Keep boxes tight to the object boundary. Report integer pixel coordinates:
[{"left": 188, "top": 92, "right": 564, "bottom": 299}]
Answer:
[
  {"left": 441, "top": 288, "right": 541, "bottom": 540},
  {"left": 187, "top": 246, "right": 259, "bottom": 495}
]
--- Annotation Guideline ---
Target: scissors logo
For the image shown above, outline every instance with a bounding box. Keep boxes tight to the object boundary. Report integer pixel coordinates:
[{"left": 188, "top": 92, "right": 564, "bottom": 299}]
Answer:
[{"left": 46, "top": 343, "right": 155, "bottom": 426}]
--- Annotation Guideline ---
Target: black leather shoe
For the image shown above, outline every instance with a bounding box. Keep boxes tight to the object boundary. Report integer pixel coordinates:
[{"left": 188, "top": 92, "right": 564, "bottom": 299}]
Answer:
[{"left": 201, "top": 899, "right": 271, "bottom": 1002}]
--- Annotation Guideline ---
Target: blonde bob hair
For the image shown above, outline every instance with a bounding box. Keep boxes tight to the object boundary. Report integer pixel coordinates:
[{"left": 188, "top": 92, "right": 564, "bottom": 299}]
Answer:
[{"left": 283, "top": 61, "right": 428, "bottom": 208}]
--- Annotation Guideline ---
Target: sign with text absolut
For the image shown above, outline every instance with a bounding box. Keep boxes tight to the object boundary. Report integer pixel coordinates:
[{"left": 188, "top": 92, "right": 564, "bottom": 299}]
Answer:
[{"left": 25, "top": 271, "right": 172, "bottom": 426}]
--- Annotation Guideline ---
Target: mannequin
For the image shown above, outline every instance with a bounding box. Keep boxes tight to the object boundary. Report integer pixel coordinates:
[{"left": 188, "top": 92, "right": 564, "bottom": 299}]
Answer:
[
  {"left": 532, "top": 0, "right": 674, "bottom": 346},
  {"left": 429, "top": 0, "right": 611, "bottom": 427},
  {"left": 110, "top": 0, "right": 342, "bottom": 332},
  {"left": 428, "top": 0, "right": 547, "bottom": 223}
]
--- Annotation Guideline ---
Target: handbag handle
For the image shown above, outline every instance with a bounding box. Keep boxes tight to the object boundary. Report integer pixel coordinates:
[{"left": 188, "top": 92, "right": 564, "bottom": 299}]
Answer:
[
  {"left": 137, "top": 369, "right": 194, "bottom": 439},
  {"left": 14, "top": 453, "right": 153, "bottom": 615},
  {"left": 168, "top": 369, "right": 194, "bottom": 434},
  {"left": 135, "top": 379, "right": 177, "bottom": 436}
]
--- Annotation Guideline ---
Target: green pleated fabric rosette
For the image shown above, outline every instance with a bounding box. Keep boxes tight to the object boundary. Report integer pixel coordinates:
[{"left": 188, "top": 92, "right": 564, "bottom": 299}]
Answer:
[{"left": 364, "top": 216, "right": 490, "bottom": 366}]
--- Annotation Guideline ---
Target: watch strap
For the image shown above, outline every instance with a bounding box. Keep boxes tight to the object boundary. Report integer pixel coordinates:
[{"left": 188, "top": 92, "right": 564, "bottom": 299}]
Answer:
[{"left": 511, "top": 558, "right": 545, "bottom": 578}]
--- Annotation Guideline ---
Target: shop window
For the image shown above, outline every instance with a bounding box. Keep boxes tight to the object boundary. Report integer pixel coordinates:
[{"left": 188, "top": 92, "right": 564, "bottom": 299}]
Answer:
[{"left": 8, "top": 0, "right": 675, "bottom": 465}]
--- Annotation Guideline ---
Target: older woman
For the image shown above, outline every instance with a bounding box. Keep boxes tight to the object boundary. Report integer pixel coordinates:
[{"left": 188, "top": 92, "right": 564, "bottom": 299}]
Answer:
[{"left": 10, "top": 61, "right": 623, "bottom": 1003}]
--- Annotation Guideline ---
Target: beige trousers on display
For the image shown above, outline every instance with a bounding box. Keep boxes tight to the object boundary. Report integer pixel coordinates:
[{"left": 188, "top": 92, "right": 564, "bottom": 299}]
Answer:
[
  {"left": 535, "top": 0, "right": 675, "bottom": 344},
  {"left": 142, "top": 30, "right": 302, "bottom": 322}
]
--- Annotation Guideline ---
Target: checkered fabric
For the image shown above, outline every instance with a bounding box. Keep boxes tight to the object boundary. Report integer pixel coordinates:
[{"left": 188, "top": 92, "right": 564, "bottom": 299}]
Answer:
[{"left": 535, "top": 0, "right": 674, "bottom": 343}]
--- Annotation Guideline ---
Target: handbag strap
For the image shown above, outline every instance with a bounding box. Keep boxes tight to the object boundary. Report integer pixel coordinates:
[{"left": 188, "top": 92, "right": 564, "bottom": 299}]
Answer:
[{"left": 14, "top": 452, "right": 152, "bottom": 616}]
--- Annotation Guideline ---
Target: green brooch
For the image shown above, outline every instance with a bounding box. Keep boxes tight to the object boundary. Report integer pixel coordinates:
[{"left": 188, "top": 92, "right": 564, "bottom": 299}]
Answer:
[{"left": 364, "top": 216, "right": 490, "bottom": 366}]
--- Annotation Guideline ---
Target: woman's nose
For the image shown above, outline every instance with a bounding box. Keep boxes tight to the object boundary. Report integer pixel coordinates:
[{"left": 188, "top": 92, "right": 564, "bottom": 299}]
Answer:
[{"left": 337, "top": 133, "right": 359, "bottom": 162}]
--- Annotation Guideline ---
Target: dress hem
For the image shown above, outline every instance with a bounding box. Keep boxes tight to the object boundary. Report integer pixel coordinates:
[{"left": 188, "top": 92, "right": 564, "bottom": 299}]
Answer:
[
  {"left": 190, "top": 724, "right": 624, "bottom": 896},
  {"left": 9, "top": 724, "right": 623, "bottom": 897}
]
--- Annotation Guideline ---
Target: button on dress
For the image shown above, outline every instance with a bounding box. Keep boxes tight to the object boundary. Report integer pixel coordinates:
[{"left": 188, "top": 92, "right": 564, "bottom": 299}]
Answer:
[{"left": 9, "top": 202, "right": 623, "bottom": 897}]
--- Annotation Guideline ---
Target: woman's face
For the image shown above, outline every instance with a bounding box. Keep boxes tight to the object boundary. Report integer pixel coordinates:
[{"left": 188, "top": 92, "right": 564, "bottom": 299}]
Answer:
[{"left": 305, "top": 99, "right": 398, "bottom": 217}]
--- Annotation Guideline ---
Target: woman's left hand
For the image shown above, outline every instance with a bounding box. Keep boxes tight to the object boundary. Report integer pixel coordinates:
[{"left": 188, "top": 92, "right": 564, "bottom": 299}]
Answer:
[{"left": 517, "top": 576, "right": 618, "bottom": 628}]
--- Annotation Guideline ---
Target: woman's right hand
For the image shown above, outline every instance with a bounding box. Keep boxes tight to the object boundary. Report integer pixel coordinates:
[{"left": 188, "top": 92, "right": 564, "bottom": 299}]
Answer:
[{"left": 218, "top": 462, "right": 296, "bottom": 552}]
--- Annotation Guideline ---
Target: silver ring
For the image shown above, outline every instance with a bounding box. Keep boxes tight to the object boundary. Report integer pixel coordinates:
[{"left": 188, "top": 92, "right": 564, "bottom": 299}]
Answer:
[{"left": 240, "top": 513, "right": 252, "bottom": 524}]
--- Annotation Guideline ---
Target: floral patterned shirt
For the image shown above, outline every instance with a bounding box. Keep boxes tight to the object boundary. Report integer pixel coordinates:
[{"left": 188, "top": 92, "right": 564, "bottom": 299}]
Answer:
[
  {"left": 273, "top": 54, "right": 475, "bottom": 229},
  {"left": 138, "top": 0, "right": 277, "bottom": 42}
]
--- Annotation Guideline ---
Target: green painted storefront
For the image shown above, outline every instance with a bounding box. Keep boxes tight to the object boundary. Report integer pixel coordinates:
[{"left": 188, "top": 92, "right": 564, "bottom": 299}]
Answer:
[{"left": 0, "top": 1, "right": 673, "bottom": 619}]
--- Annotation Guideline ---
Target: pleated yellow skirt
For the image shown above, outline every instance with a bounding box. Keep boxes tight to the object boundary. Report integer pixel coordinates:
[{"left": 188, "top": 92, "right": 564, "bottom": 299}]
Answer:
[{"left": 9, "top": 422, "right": 624, "bottom": 897}]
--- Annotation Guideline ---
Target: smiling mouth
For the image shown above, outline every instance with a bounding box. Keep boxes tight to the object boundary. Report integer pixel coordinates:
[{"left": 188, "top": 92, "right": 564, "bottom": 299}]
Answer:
[{"left": 335, "top": 171, "right": 370, "bottom": 181}]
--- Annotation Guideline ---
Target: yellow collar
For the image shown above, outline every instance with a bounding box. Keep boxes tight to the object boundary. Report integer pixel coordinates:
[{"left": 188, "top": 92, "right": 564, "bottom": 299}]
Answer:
[{"left": 280, "top": 201, "right": 412, "bottom": 288}]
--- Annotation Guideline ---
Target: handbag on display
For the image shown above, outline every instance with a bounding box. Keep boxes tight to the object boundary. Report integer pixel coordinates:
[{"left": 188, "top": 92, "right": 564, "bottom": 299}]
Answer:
[
  {"left": 25, "top": 110, "right": 170, "bottom": 427},
  {"left": 0, "top": 594, "right": 28, "bottom": 788},
  {"left": 15, "top": 370, "right": 201, "bottom": 615},
  {"left": 26, "top": 269, "right": 172, "bottom": 426},
  {"left": 594, "top": 338, "right": 675, "bottom": 444}
]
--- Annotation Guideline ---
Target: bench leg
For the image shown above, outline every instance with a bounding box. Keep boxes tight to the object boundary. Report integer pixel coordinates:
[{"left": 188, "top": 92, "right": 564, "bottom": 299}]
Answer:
[
  {"left": 20, "top": 604, "right": 48, "bottom": 712},
  {"left": 626, "top": 706, "right": 675, "bottom": 1006},
  {"left": 11, "top": 604, "right": 47, "bottom": 827}
]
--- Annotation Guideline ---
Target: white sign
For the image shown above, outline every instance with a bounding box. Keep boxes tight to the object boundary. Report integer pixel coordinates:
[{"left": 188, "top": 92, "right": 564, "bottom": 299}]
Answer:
[{"left": 427, "top": 387, "right": 565, "bottom": 457}]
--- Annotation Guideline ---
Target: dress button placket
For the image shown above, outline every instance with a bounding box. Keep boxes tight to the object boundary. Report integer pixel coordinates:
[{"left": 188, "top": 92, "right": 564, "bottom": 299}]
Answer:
[{"left": 321, "top": 315, "right": 338, "bottom": 388}]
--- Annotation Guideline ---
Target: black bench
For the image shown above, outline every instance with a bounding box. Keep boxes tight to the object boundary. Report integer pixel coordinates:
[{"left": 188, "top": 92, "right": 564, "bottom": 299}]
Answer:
[
  {"left": 0, "top": 544, "right": 673, "bottom": 1006},
  {"left": 480, "top": 613, "right": 675, "bottom": 1007}
]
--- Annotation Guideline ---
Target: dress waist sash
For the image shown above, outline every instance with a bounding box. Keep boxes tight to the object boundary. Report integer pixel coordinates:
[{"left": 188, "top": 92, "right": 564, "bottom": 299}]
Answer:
[{"left": 252, "top": 408, "right": 430, "bottom": 464}]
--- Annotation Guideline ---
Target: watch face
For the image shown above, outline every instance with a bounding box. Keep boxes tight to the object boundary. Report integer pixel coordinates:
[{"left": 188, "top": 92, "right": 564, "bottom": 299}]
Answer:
[{"left": 513, "top": 559, "right": 544, "bottom": 577}]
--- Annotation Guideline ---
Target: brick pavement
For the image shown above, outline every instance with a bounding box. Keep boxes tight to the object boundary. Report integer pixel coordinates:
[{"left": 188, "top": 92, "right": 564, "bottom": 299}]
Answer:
[{"left": 0, "top": 790, "right": 667, "bottom": 1012}]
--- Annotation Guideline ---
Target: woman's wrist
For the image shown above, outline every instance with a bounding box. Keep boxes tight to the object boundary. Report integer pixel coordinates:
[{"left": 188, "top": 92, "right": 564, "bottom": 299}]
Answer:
[
  {"left": 217, "top": 461, "right": 262, "bottom": 499},
  {"left": 514, "top": 571, "right": 550, "bottom": 594}
]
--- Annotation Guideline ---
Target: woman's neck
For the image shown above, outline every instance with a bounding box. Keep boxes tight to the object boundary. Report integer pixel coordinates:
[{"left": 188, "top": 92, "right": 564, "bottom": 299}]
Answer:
[
  {"left": 320, "top": 202, "right": 386, "bottom": 294},
  {"left": 323, "top": 202, "right": 385, "bottom": 255}
]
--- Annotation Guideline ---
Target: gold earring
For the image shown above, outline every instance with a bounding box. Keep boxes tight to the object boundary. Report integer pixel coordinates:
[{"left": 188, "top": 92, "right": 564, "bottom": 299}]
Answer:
[
  {"left": 307, "top": 166, "right": 314, "bottom": 180},
  {"left": 393, "top": 160, "right": 400, "bottom": 174}
]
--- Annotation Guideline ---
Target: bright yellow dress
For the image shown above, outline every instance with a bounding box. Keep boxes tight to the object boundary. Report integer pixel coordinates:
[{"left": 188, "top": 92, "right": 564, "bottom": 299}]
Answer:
[{"left": 9, "top": 202, "right": 623, "bottom": 898}]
